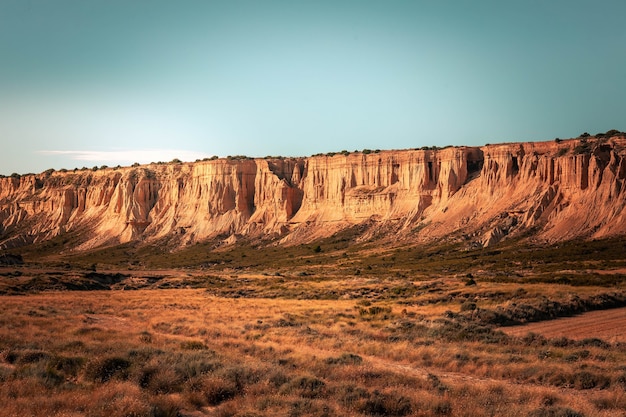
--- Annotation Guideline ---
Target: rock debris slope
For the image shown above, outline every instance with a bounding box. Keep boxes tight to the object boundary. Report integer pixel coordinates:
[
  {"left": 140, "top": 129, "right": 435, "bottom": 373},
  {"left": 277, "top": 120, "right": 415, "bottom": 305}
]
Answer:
[{"left": 1, "top": 136, "right": 625, "bottom": 251}]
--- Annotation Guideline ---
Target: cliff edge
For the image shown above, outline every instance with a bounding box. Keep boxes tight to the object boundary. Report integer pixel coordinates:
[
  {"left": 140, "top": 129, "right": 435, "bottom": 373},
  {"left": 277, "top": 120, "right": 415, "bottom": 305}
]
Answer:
[{"left": 1, "top": 134, "right": 625, "bottom": 252}]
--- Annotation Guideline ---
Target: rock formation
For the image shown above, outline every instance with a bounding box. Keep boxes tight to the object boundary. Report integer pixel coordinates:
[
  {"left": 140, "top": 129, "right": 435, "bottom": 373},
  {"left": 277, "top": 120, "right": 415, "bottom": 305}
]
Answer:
[{"left": 1, "top": 135, "right": 625, "bottom": 251}]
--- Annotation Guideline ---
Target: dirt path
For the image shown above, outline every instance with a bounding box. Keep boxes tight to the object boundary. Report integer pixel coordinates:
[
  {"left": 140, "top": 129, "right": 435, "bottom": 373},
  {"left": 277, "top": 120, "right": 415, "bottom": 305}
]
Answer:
[{"left": 499, "top": 307, "right": 626, "bottom": 343}]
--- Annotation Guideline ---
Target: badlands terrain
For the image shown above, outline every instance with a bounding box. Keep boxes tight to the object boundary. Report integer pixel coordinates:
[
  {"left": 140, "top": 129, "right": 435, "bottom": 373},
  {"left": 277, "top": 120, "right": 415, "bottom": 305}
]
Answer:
[{"left": 1, "top": 131, "right": 626, "bottom": 416}]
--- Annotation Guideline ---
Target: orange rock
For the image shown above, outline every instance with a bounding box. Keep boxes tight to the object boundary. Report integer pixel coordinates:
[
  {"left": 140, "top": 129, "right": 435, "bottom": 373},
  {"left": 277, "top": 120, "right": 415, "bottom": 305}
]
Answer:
[{"left": 1, "top": 136, "right": 625, "bottom": 250}]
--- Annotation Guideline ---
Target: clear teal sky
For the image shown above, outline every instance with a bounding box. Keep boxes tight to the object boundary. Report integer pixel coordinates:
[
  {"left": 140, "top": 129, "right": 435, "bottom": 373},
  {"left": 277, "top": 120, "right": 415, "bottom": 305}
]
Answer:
[{"left": 1, "top": 0, "right": 625, "bottom": 175}]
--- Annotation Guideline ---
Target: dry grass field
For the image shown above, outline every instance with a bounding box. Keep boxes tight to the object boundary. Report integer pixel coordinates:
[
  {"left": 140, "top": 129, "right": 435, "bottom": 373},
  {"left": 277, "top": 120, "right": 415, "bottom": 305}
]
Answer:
[
  {"left": 2, "top": 236, "right": 626, "bottom": 416},
  {"left": 1, "top": 283, "right": 626, "bottom": 416}
]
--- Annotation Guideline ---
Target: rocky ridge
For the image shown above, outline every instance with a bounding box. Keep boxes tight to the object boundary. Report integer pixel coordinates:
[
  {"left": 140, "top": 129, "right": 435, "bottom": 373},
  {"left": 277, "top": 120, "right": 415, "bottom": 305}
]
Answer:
[{"left": 1, "top": 135, "right": 625, "bottom": 252}]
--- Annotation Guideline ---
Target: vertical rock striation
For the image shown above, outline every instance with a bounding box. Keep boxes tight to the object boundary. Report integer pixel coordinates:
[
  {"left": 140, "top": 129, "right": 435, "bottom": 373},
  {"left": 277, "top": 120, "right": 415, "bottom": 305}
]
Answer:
[{"left": 1, "top": 136, "right": 625, "bottom": 251}]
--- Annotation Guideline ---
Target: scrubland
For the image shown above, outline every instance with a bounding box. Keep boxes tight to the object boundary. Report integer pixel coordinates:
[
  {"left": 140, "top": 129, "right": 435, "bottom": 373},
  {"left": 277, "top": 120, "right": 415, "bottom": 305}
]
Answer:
[{"left": 1, "top": 236, "right": 626, "bottom": 416}]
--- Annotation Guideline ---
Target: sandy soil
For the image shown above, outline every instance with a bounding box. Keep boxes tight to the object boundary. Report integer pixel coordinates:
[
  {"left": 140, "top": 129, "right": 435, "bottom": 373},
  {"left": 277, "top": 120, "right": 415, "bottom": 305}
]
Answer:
[{"left": 500, "top": 307, "right": 626, "bottom": 343}]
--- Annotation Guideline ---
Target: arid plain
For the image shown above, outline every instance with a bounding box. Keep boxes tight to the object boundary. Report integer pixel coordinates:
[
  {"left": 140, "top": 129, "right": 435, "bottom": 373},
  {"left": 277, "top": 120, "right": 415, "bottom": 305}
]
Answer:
[
  {"left": 2, "top": 133, "right": 626, "bottom": 416},
  {"left": 2, "top": 231, "right": 626, "bottom": 416}
]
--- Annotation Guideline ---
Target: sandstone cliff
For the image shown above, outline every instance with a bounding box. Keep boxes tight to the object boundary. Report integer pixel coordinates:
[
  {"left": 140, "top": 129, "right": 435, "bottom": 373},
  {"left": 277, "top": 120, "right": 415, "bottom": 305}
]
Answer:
[{"left": 1, "top": 135, "right": 625, "bottom": 251}]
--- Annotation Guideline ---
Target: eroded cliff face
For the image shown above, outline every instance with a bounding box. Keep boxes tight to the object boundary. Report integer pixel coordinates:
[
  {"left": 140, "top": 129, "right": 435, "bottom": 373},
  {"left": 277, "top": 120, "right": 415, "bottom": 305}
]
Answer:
[{"left": 1, "top": 136, "right": 625, "bottom": 251}]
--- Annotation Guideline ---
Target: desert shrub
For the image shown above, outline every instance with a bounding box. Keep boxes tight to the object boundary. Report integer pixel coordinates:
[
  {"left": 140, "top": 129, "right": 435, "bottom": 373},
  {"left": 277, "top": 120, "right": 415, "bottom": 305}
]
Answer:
[
  {"left": 13, "top": 359, "right": 65, "bottom": 386},
  {"left": 49, "top": 355, "right": 85, "bottom": 377},
  {"left": 87, "top": 382, "right": 154, "bottom": 417},
  {"left": 185, "top": 389, "right": 208, "bottom": 408},
  {"left": 0, "top": 364, "right": 12, "bottom": 382},
  {"left": 565, "top": 350, "right": 589, "bottom": 363},
  {"left": 470, "top": 308, "right": 511, "bottom": 326},
  {"left": 528, "top": 407, "right": 585, "bottom": 417},
  {"left": 460, "top": 301, "right": 477, "bottom": 312},
  {"left": 431, "top": 400, "right": 453, "bottom": 415},
  {"left": 138, "top": 365, "right": 159, "bottom": 389},
  {"left": 591, "top": 391, "right": 626, "bottom": 410},
  {"left": 173, "top": 352, "right": 220, "bottom": 380},
  {"left": 428, "top": 320, "right": 506, "bottom": 344},
  {"left": 521, "top": 332, "right": 547, "bottom": 346},
  {"left": 137, "top": 331, "right": 152, "bottom": 343},
  {"left": 274, "top": 314, "right": 302, "bottom": 327},
  {"left": 61, "top": 340, "right": 87, "bottom": 351},
  {"left": 615, "top": 372, "right": 626, "bottom": 390},
  {"left": 85, "top": 356, "right": 131, "bottom": 382},
  {"left": 550, "top": 337, "right": 571, "bottom": 348},
  {"left": 547, "top": 371, "right": 571, "bottom": 387},
  {"left": 127, "top": 347, "right": 162, "bottom": 362},
  {"left": 573, "top": 371, "right": 610, "bottom": 390},
  {"left": 180, "top": 340, "right": 208, "bottom": 350},
  {"left": 427, "top": 373, "right": 449, "bottom": 394},
  {"left": 573, "top": 142, "right": 591, "bottom": 155},
  {"left": 202, "top": 376, "right": 238, "bottom": 405},
  {"left": 218, "top": 364, "right": 262, "bottom": 390},
  {"left": 388, "top": 319, "right": 429, "bottom": 342},
  {"left": 151, "top": 396, "right": 183, "bottom": 417},
  {"left": 597, "top": 129, "right": 625, "bottom": 138},
  {"left": 577, "top": 338, "right": 610, "bottom": 349},
  {"left": 359, "top": 306, "right": 392, "bottom": 318},
  {"left": 1, "top": 349, "right": 22, "bottom": 363},
  {"left": 281, "top": 376, "right": 326, "bottom": 398},
  {"left": 268, "top": 370, "right": 290, "bottom": 388},
  {"left": 359, "top": 390, "right": 412, "bottom": 416},
  {"left": 288, "top": 399, "right": 329, "bottom": 417},
  {"left": 335, "top": 384, "right": 370, "bottom": 410},
  {"left": 138, "top": 365, "right": 183, "bottom": 394},
  {"left": 15, "top": 350, "right": 51, "bottom": 364},
  {"left": 325, "top": 353, "right": 363, "bottom": 365}
]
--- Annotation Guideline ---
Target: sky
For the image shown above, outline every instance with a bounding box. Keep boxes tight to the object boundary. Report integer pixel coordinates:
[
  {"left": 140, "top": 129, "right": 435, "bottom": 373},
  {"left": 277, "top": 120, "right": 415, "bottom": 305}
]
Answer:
[{"left": 1, "top": 0, "right": 625, "bottom": 175}]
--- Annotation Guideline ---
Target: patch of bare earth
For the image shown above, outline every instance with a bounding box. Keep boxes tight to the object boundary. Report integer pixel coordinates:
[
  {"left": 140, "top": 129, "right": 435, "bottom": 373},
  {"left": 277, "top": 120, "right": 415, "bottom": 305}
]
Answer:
[{"left": 500, "top": 307, "right": 626, "bottom": 342}]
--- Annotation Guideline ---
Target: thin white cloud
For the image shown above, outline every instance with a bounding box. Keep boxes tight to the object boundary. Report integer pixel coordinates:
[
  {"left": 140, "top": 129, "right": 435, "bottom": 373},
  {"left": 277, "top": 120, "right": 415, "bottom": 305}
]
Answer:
[{"left": 39, "top": 149, "right": 213, "bottom": 164}]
